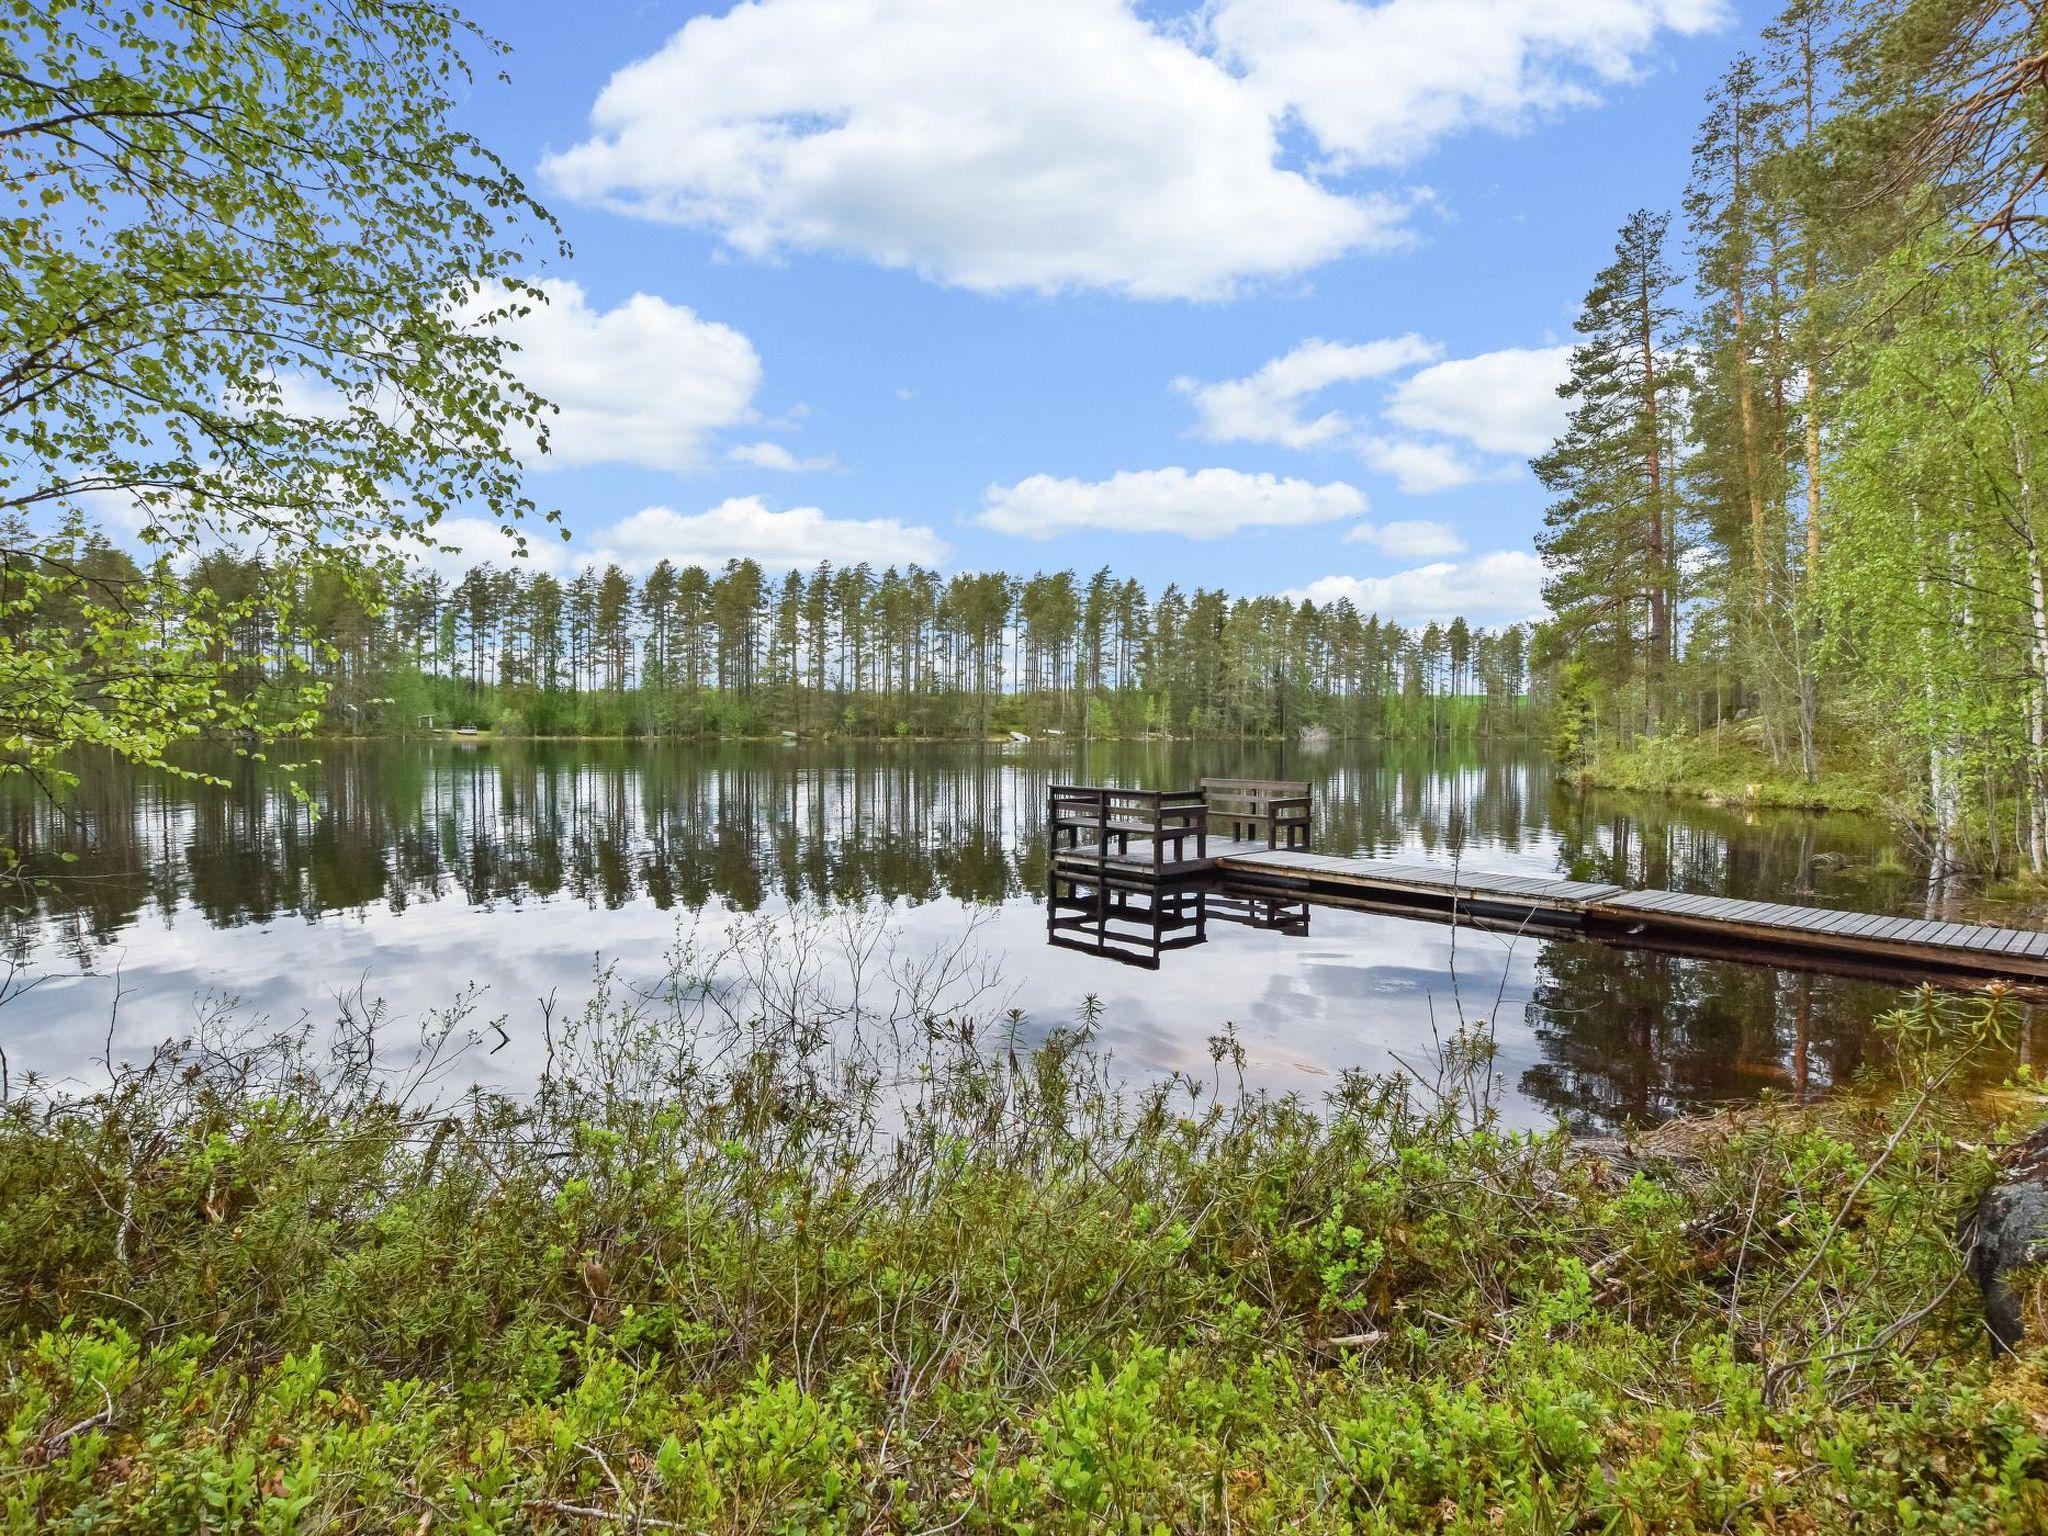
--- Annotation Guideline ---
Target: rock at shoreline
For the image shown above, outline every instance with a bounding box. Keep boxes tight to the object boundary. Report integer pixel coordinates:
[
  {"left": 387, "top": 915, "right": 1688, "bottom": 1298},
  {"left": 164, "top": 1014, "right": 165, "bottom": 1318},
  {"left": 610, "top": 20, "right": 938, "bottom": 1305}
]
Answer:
[{"left": 1970, "top": 1123, "right": 2048, "bottom": 1351}]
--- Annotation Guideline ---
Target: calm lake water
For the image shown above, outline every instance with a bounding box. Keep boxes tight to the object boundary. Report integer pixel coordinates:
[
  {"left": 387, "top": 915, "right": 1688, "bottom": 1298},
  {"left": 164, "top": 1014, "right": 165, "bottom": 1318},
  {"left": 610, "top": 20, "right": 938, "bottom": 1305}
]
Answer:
[{"left": 3, "top": 740, "right": 2036, "bottom": 1130}]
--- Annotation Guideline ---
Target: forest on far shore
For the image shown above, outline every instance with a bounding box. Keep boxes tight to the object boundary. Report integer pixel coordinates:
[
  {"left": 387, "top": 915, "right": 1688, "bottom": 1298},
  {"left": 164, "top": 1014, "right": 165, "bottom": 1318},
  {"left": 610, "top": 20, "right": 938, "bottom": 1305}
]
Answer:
[{"left": 32, "top": 546, "right": 1535, "bottom": 742}]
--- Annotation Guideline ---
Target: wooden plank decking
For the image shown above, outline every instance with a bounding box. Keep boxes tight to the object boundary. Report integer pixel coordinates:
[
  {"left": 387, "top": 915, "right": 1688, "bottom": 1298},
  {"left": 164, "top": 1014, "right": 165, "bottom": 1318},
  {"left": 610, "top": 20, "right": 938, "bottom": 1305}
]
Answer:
[
  {"left": 1213, "top": 848, "right": 1627, "bottom": 912},
  {"left": 1045, "top": 785, "right": 2048, "bottom": 983},
  {"left": 1590, "top": 886, "right": 2048, "bottom": 970},
  {"left": 1202, "top": 847, "right": 2048, "bottom": 982},
  {"left": 1050, "top": 842, "right": 2048, "bottom": 983}
]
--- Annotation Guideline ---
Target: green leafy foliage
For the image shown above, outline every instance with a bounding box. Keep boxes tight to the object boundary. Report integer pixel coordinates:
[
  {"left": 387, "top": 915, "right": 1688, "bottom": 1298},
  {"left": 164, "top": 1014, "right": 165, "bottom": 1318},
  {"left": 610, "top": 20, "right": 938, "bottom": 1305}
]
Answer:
[
  {"left": 1575, "top": 729, "right": 1885, "bottom": 813},
  {"left": 0, "top": 942, "right": 2042, "bottom": 1532},
  {"left": 1531, "top": 0, "right": 2048, "bottom": 879},
  {"left": 0, "top": 0, "right": 558, "bottom": 798}
]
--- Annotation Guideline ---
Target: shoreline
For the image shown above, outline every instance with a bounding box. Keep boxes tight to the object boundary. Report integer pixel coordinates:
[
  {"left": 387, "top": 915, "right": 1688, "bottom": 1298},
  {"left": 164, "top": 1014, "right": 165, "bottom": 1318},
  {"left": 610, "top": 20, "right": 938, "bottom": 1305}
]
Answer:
[{"left": 1570, "top": 736, "right": 1889, "bottom": 816}]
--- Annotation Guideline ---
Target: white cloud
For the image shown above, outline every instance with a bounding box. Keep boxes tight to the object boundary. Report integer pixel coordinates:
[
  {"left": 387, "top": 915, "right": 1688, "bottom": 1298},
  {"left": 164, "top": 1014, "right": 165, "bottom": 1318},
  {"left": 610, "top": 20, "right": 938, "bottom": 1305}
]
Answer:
[
  {"left": 74, "top": 487, "right": 156, "bottom": 537},
  {"left": 1345, "top": 518, "right": 1468, "bottom": 557},
  {"left": 404, "top": 516, "right": 568, "bottom": 578},
  {"left": 1384, "top": 344, "right": 1573, "bottom": 457},
  {"left": 498, "top": 279, "right": 761, "bottom": 471},
  {"left": 1209, "top": 0, "right": 1727, "bottom": 169},
  {"left": 268, "top": 372, "right": 353, "bottom": 422},
  {"left": 1177, "top": 335, "right": 1439, "bottom": 448},
  {"left": 1355, "top": 436, "right": 1480, "bottom": 493},
  {"left": 727, "top": 441, "right": 835, "bottom": 473},
  {"left": 244, "top": 284, "right": 764, "bottom": 476},
  {"left": 1177, "top": 336, "right": 1568, "bottom": 488},
  {"left": 594, "top": 498, "right": 947, "bottom": 573},
  {"left": 979, "top": 467, "right": 1366, "bottom": 539},
  {"left": 1293, "top": 550, "right": 1546, "bottom": 626},
  {"left": 408, "top": 500, "right": 945, "bottom": 578},
  {"left": 543, "top": 0, "right": 1397, "bottom": 300},
  {"left": 544, "top": 0, "right": 1719, "bottom": 298}
]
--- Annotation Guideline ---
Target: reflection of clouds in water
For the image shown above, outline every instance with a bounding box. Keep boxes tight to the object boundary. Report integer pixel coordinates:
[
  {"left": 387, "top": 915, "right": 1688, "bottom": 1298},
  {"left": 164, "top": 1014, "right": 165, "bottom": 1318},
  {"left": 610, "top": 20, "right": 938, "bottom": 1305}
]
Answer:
[
  {"left": 10, "top": 897, "right": 633, "bottom": 1091},
  {"left": 7, "top": 882, "right": 1552, "bottom": 1125},
  {"left": 1, "top": 742, "right": 1932, "bottom": 1130},
  {"left": 5, "top": 891, "right": 1175, "bottom": 1092},
  {"left": 1, "top": 883, "right": 1906, "bottom": 1134},
  {"left": 1207, "top": 914, "right": 1564, "bottom": 1129},
  {"left": 11, "top": 895, "right": 727, "bottom": 1090}
]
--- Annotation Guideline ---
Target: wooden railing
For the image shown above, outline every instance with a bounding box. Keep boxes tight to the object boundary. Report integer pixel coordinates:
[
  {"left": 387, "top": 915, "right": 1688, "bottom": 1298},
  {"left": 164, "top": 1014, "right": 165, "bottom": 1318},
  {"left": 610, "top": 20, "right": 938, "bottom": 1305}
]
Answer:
[
  {"left": 1199, "top": 777, "right": 1310, "bottom": 851},
  {"left": 1045, "top": 782, "right": 1315, "bottom": 965},
  {"left": 1048, "top": 784, "right": 1208, "bottom": 871}
]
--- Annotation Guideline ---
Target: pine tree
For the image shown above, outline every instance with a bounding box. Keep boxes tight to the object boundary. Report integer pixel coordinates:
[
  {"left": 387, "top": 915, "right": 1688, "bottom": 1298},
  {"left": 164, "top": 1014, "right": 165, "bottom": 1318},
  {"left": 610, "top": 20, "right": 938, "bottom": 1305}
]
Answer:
[
  {"left": 641, "top": 561, "right": 678, "bottom": 691},
  {"left": 1534, "top": 209, "right": 1687, "bottom": 734}
]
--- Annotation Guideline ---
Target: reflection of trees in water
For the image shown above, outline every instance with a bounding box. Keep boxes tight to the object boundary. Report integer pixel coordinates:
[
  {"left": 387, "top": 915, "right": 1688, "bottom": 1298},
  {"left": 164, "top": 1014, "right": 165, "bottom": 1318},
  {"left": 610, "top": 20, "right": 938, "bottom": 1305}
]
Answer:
[
  {"left": 7, "top": 745, "right": 1062, "bottom": 957},
  {"left": 1516, "top": 940, "right": 1891, "bottom": 1129},
  {"left": 1521, "top": 940, "right": 2048, "bottom": 1131},
  {"left": 4, "top": 740, "right": 1973, "bottom": 1134},
  {"left": 1547, "top": 781, "right": 1916, "bottom": 910},
  {"left": 1510, "top": 778, "right": 1972, "bottom": 1126},
  {"left": 3, "top": 742, "right": 1915, "bottom": 959},
  {"left": 8, "top": 742, "right": 1587, "bottom": 953}
]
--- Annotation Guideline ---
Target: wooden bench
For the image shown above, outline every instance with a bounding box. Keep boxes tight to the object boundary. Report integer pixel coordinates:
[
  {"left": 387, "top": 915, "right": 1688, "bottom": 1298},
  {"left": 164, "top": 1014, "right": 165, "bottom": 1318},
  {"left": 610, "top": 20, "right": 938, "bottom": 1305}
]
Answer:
[
  {"left": 1200, "top": 777, "right": 1310, "bottom": 850},
  {"left": 1049, "top": 785, "right": 1209, "bottom": 870}
]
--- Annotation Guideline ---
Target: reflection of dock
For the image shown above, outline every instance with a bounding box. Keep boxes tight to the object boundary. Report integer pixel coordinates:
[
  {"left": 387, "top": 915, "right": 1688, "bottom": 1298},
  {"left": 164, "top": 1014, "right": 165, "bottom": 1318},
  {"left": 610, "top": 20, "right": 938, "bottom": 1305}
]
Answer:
[
  {"left": 1049, "top": 782, "right": 2048, "bottom": 984},
  {"left": 1045, "top": 875, "right": 1311, "bottom": 969},
  {"left": 1045, "top": 786, "right": 1317, "bottom": 968},
  {"left": 1047, "top": 879, "right": 1209, "bottom": 968}
]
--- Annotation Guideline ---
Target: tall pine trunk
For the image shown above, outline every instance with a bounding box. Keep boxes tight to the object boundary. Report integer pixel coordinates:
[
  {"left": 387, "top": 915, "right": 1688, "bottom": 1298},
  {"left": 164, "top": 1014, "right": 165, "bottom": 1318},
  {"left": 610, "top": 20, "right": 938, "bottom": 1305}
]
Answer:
[{"left": 1639, "top": 258, "right": 1667, "bottom": 734}]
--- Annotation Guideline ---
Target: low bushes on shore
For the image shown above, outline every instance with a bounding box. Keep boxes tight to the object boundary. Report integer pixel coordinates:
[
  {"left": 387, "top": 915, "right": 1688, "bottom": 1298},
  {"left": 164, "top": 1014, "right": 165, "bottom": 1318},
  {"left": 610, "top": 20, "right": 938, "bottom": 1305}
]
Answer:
[
  {"left": 1575, "top": 733, "right": 1889, "bottom": 816},
  {"left": 1, "top": 926, "right": 2044, "bottom": 1532}
]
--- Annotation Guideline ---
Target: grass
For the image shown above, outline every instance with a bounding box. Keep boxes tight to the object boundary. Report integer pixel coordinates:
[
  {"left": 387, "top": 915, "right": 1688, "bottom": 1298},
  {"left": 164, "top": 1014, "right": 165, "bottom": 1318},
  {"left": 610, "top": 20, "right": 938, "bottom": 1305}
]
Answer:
[
  {"left": 2, "top": 914, "right": 2045, "bottom": 1532},
  {"left": 1576, "top": 732, "right": 1891, "bottom": 815}
]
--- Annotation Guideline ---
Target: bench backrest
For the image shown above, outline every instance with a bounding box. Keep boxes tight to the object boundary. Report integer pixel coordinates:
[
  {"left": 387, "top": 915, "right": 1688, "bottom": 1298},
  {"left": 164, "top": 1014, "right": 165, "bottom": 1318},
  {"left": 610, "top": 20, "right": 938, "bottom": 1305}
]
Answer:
[
  {"left": 1199, "top": 777, "right": 1308, "bottom": 804},
  {"left": 1049, "top": 784, "right": 1207, "bottom": 830},
  {"left": 1199, "top": 778, "right": 1310, "bottom": 847}
]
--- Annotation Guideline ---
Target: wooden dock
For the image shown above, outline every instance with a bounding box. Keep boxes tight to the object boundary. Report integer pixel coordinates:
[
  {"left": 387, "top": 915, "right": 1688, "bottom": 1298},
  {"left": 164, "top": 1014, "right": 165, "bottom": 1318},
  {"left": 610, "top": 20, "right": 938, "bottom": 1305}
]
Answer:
[{"left": 1048, "top": 781, "right": 2048, "bottom": 984}]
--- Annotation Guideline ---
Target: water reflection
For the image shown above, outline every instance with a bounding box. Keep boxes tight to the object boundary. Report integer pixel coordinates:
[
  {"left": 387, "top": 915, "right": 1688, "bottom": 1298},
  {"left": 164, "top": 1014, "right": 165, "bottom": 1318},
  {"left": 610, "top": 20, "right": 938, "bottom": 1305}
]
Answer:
[
  {"left": 0, "top": 740, "right": 2026, "bottom": 1131},
  {"left": 1046, "top": 873, "right": 1311, "bottom": 969}
]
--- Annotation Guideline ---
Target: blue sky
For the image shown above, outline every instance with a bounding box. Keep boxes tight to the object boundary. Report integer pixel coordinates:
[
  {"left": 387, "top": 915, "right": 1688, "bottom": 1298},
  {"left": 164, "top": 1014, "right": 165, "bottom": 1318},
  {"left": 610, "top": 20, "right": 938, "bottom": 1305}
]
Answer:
[{"left": 440, "top": 0, "right": 1759, "bottom": 627}]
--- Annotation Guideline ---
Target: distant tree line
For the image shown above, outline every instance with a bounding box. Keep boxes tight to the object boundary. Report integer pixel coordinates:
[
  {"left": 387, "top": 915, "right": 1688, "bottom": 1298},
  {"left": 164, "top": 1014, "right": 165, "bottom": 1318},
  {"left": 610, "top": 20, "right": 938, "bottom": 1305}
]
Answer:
[
  {"left": 109, "top": 549, "right": 1534, "bottom": 741},
  {"left": 1532, "top": 0, "right": 2048, "bottom": 881}
]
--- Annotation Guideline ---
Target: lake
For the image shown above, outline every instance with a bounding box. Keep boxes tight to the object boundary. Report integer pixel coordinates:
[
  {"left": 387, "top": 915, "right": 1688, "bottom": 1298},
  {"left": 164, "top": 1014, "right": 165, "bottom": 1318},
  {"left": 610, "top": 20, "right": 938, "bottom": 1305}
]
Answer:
[{"left": 2, "top": 739, "right": 2035, "bottom": 1130}]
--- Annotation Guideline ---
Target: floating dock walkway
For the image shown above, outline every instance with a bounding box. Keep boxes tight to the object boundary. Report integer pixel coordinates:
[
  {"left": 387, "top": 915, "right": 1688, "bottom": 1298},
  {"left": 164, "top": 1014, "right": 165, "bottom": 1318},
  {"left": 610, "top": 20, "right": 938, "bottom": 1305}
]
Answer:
[{"left": 1048, "top": 781, "right": 2048, "bottom": 983}]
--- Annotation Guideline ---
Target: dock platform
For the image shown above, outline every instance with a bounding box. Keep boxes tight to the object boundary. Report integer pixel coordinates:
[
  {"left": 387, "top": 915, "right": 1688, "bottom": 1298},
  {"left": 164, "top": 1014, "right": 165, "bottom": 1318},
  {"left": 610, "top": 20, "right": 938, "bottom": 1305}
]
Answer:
[{"left": 1048, "top": 781, "right": 2048, "bottom": 984}]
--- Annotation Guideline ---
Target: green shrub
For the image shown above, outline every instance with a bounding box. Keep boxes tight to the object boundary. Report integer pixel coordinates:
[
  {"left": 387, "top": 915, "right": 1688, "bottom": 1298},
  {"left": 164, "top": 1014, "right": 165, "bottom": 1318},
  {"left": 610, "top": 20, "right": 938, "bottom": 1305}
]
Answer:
[
  {"left": 0, "top": 925, "right": 2042, "bottom": 1532},
  {"left": 1580, "top": 730, "right": 1888, "bottom": 814}
]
